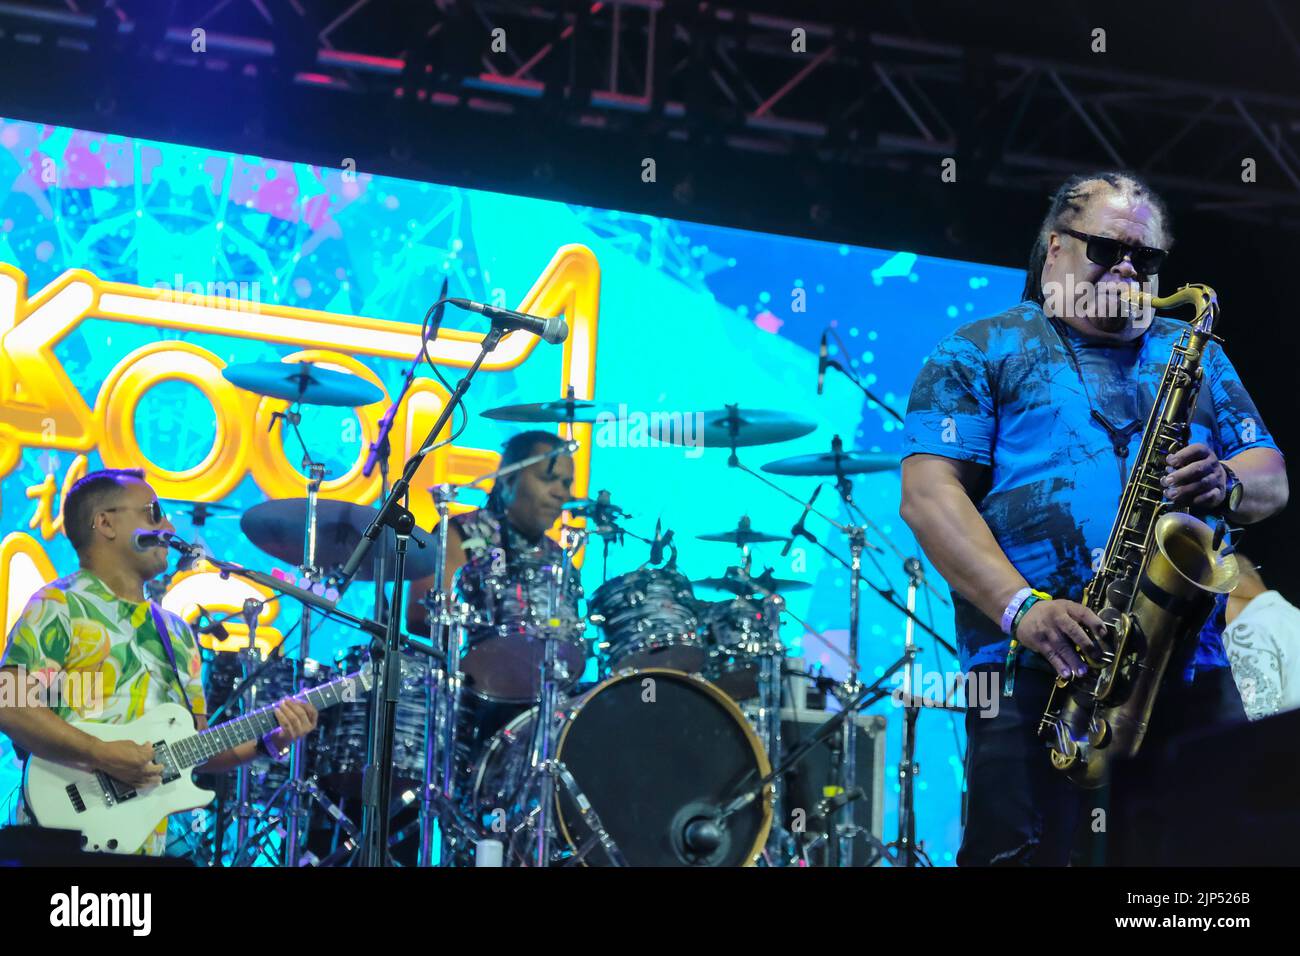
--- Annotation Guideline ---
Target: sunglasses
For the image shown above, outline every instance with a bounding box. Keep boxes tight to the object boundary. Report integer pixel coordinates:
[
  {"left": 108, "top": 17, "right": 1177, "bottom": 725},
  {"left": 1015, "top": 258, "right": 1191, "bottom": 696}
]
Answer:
[
  {"left": 100, "top": 500, "right": 166, "bottom": 527},
  {"left": 1060, "top": 228, "right": 1168, "bottom": 276}
]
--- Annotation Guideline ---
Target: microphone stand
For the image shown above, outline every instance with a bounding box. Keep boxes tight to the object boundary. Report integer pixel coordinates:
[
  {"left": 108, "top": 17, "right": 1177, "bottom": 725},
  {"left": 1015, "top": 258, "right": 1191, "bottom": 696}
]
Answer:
[
  {"left": 335, "top": 325, "right": 507, "bottom": 868},
  {"left": 894, "top": 557, "right": 928, "bottom": 868},
  {"left": 822, "top": 328, "right": 905, "bottom": 426},
  {"left": 734, "top": 457, "right": 956, "bottom": 654},
  {"left": 714, "top": 665, "right": 901, "bottom": 865},
  {"left": 365, "top": 279, "right": 445, "bottom": 624}
]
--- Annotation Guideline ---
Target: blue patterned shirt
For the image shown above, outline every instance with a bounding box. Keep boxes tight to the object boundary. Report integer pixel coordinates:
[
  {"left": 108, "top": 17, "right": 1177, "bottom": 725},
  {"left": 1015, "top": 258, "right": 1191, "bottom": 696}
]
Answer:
[{"left": 903, "top": 300, "right": 1281, "bottom": 678}]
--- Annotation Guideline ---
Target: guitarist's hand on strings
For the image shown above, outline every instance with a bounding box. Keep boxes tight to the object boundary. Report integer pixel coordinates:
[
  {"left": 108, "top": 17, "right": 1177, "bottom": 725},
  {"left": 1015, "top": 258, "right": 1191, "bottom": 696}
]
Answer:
[
  {"left": 94, "top": 740, "right": 164, "bottom": 789},
  {"left": 265, "top": 697, "right": 319, "bottom": 753}
]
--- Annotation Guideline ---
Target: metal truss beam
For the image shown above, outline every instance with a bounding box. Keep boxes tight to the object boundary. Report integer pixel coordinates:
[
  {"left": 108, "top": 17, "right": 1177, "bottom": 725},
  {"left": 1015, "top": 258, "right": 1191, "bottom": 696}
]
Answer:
[{"left": 0, "top": 0, "right": 1297, "bottom": 229}]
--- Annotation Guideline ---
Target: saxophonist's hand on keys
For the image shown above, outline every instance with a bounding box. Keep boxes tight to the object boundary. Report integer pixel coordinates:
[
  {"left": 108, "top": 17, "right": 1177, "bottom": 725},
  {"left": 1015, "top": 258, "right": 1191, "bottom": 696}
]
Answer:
[
  {"left": 1163, "top": 442, "right": 1226, "bottom": 509},
  {"left": 1014, "top": 600, "right": 1109, "bottom": 680}
]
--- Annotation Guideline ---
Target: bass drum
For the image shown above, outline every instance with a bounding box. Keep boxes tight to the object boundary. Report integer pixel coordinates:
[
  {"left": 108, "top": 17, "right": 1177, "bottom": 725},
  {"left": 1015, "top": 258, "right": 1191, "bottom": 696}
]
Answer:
[{"left": 469, "top": 668, "right": 772, "bottom": 866}]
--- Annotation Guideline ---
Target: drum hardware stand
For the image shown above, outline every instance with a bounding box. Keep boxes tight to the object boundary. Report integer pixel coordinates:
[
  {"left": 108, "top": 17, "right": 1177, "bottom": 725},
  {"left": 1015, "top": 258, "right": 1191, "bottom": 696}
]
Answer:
[
  {"left": 411, "top": 445, "right": 580, "bottom": 866},
  {"left": 270, "top": 412, "right": 343, "bottom": 867},
  {"left": 503, "top": 528, "right": 626, "bottom": 867},
  {"left": 419, "top": 482, "right": 483, "bottom": 867},
  {"left": 756, "top": 645, "right": 793, "bottom": 863},
  {"left": 733, "top": 455, "right": 958, "bottom": 866},
  {"left": 891, "top": 557, "right": 931, "bottom": 868}
]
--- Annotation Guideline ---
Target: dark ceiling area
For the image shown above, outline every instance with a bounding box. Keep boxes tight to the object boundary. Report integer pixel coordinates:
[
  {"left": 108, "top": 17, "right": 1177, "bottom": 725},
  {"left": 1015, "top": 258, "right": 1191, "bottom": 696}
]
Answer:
[{"left": 0, "top": 0, "right": 1295, "bottom": 588}]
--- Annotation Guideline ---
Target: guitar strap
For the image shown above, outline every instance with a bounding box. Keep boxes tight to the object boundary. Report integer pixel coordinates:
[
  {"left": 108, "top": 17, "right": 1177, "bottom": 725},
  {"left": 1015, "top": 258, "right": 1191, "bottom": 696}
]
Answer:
[{"left": 148, "top": 602, "right": 198, "bottom": 721}]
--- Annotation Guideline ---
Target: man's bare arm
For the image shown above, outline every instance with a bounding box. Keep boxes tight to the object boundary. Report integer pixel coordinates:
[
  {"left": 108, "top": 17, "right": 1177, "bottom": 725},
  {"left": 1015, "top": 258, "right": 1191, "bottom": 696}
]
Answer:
[
  {"left": 899, "top": 454, "right": 1106, "bottom": 677},
  {"left": 0, "top": 667, "right": 104, "bottom": 769},
  {"left": 0, "top": 666, "right": 162, "bottom": 787}
]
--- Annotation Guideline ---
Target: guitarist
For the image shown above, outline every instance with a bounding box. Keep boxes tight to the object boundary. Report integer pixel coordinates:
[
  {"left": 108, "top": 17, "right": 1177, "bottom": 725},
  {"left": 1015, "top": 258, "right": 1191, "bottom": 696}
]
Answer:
[{"left": 0, "top": 468, "right": 318, "bottom": 856}]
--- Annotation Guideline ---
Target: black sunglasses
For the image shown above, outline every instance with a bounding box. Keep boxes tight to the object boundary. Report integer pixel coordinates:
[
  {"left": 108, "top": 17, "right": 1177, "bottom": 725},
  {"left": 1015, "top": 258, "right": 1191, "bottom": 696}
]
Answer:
[
  {"left": 101, "top": 500, "right": 166, "bottom": 526},
  {"left": 1060, "top": 228, "right": 1167, "bottom": 276}
]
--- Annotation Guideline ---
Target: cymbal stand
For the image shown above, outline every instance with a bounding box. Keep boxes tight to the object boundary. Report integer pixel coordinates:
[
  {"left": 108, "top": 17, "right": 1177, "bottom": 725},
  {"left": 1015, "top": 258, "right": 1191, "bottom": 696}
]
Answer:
[
  {"left": 892, "top": 557, "right": 930, "bottom": 868},
  {"left": 231, "top": 599, "right": 260, "bottom": 861},
  {"left": 419, "top": 483, "right": 483, "bottom": 867},
  {"left": 716, "top": 423, "right": 864, "bottom": 866},
  {"left": 260, "top": 405, "right": 363, "bottom": 866},
  {"left": 756, "top": 632, "right": 791, "bottom": 863},
  {"left": 508, "top": 528, "right": 625, "bottom": 867}
]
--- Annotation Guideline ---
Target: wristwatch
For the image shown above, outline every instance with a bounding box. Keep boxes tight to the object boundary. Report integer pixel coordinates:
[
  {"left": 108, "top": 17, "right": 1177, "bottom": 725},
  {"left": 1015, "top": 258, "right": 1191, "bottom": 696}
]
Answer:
[{"left": 1221, "top": 463, "right": 1244, "bottom": 515}]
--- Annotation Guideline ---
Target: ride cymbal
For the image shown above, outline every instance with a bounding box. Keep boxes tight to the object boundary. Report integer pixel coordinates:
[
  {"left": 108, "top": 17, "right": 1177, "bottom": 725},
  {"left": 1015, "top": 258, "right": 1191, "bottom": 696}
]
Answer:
[{"left": 222, "top": 361, "right": 383, "bottom": 407}]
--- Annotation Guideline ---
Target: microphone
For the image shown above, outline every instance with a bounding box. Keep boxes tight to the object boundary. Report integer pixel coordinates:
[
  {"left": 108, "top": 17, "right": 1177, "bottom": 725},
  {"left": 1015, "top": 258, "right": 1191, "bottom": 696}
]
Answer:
[
  {"left": 133, "top": 529, "right": 176, "bottom": 552},
  {"left": 781, "top": 484, "right": 823, "bottom": 557},
  {"left": 682, "top": 817, "right": 723, "bottom": 854},
  {"left": 649, "top": 518, "right": 664, "bottom": 565},
  {"left": 446, "top": 298, "right": 568, "bottom": 345},
  {"left": 817, "top": 330, "right": 829, "bottom": 395},
  {"left": 133, "top": 529, "right": 199, "bottom": 557}
]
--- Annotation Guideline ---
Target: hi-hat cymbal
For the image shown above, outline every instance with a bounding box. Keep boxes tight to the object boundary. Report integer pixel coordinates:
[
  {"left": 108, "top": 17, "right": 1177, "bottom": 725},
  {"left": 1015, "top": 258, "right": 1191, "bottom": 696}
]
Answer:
[
  {"left": 693, "top": 567, "right": 810, "bottom": 596},
  {"left": 696, "top": 516, "right": 789, "bottom": 545},
  {"left": 563, "top": 495, "right": 631, "bottom": 521},
  {"left": 223, "top": 361, "right": 384, "bottom": 408},
  {"left": 677, "top": 406, "right": 817, "bottom": 449},
  {"left": 761, "top": 448, "right": 901, "bottom": 476},
  {"left": 482, "top": 398, "right": 624, "bottom": 424},
  {"left": 240, "top": 498, "right": 437, "bottom": 581}
]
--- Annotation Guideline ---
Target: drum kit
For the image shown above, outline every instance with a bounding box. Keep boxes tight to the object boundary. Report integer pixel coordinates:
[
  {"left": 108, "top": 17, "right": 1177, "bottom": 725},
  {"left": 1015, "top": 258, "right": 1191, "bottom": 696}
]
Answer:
[{"left": 173, "top": 316, "right": 958, "bottom": 868}]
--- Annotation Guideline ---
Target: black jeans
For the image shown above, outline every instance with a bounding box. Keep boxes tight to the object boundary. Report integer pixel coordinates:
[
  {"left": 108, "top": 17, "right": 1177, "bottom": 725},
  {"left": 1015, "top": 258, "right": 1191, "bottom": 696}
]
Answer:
[{"left": 957, "top": 661, "right": 1247, "bottom": 866}]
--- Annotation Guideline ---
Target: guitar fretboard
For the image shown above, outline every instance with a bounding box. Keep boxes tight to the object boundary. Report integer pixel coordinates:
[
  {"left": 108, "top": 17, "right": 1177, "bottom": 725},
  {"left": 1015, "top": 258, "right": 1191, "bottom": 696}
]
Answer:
[{"left": 169, "top": 672, "right": 362, "bottom": 770}]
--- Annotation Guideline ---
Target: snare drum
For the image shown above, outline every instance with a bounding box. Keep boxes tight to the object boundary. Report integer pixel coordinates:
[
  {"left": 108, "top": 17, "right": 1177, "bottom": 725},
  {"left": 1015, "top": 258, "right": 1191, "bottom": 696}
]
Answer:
[
  {"left": 588, "top": 567, "right": 705, "bottom": 675},
  {"left": 318, "top": 644, "right": 431, "bottom": 797},
  {"left": 468, "top": 668, "right": 772, "bottom": 866},
  {"left": 700, "top": 596, "right": 786, "bottom": 700},
  {"left": 455, "top": 550, "right": 587, "bottom": 703}
]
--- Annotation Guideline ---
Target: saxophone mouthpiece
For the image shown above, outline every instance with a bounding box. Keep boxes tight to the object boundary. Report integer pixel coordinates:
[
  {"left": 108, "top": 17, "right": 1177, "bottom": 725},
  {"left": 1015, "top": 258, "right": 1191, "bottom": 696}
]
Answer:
[{"left": 1118, "top": 287, "right": 1153, "bottom": 311}]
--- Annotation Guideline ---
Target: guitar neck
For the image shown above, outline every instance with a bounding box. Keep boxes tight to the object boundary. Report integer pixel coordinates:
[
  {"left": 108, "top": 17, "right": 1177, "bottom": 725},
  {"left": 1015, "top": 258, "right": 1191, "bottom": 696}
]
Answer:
[{"left": 169, "top": 671, "right": 361, "bottom": 770}]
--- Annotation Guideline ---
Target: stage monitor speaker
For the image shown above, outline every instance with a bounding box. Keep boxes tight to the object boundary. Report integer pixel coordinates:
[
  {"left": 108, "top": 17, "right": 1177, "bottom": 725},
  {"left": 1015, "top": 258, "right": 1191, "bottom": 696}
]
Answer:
[
  {"left": 777, "top": 707, "right": 887, "bottom": 867},
  {"left": 1109, "top": 707, "right": 1300, "bottom": 865}
]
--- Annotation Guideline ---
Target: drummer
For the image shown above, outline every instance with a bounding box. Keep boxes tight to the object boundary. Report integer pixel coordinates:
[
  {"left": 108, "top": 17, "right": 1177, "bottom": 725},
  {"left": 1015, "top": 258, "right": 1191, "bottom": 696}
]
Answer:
[{"left": 406, "top": 430, "right": 576, "bottom": 633}]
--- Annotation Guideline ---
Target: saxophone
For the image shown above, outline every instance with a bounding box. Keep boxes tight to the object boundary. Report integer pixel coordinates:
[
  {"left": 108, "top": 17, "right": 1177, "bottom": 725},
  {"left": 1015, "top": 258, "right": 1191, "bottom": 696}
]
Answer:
[{"left": 1038, "top": 283, "right": 1238, "bottom": 789}]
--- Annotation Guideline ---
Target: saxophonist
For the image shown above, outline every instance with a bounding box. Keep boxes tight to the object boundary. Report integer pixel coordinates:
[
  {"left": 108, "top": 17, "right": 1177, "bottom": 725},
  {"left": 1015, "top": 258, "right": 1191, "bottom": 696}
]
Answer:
[{"left": 899, "top": 171, "right": 1288, "bottom": 866}]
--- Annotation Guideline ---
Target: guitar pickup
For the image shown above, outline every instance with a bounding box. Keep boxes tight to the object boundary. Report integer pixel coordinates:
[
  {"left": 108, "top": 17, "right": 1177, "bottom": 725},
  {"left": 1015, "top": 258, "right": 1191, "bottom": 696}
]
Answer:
[
  {"left": 154, "top": 741, "right": 181, "bottom": 785},
  {"left": 65, "top": 783, "right": 87, "bottom": 814}
]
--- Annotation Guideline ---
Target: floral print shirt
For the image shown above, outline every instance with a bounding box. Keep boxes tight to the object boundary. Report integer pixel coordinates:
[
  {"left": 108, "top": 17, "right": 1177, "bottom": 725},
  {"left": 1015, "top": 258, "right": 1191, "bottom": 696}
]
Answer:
[{"left": 1, "top": 569, "right": 206, "bottom": 855}]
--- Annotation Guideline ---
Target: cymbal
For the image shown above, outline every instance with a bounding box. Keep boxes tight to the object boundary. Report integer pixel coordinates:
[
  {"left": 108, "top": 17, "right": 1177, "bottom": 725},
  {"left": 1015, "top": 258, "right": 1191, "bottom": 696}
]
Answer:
[
  {"left": 761, "top": 448, "right": 902, "bottom": 476},
  {"left": 240, "top": 498, "right": 437, "bottom": 582},
  {"left": 693, "top": 568, "right": 810, "bottom": 596},
  {"left": 161, "top": 499, "right": 241, "bottom": 524},
  {"left": 681, "top": 407, "right": 817, "bottom": 449},
  {"left": 482, "top": 398, "right": 623, "bottom": 424},
  {"left": 696, "top": 517, "right": 789, "bottom": 545},
  {"left": 223, "top": 361, "right": 383, "bottom": 408},
  {"left": 562, "top": 496, "right": 631, "bottom": 521}
]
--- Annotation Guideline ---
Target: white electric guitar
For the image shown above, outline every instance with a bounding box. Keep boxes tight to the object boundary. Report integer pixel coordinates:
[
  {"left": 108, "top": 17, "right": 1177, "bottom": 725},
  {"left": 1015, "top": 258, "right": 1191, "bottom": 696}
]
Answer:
[{"left": 23, "top": 666, "right": 371, "bottom": 855}]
